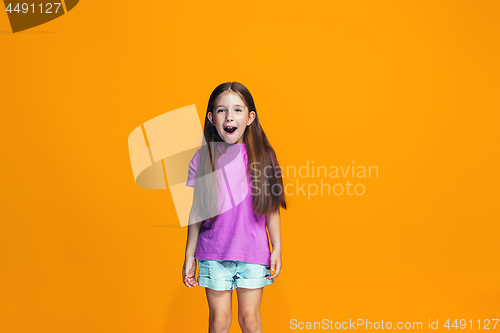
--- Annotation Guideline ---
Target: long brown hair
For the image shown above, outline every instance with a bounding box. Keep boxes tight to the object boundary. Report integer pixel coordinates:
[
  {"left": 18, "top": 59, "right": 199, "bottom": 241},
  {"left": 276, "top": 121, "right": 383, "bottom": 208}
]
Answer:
[{"left": 193, "top": 82, "right": 287, "bottom": 223}]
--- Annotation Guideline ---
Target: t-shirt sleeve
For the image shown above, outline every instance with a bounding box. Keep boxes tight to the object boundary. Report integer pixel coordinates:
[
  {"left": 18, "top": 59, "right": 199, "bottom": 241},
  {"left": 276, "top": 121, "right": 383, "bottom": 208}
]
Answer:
[{"left": 186, "top": 149, "right": 200, "bottom": 188}]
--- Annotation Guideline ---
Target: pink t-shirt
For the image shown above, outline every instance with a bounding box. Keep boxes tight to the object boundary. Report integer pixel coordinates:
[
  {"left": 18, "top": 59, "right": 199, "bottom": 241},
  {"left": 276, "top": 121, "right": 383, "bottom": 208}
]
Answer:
[{"left": 186, "top": 143, "right": 271, "bottom": 266}]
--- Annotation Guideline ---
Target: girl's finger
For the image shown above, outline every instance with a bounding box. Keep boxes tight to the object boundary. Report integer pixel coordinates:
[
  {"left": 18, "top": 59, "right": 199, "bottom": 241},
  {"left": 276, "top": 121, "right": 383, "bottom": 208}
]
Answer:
[
  {"left": 184, "top": 276, "right": 193, "bottom": 288},
  {"left": 270, "top": 262, "right": 277, "bottom": 273},
  {"left": 268, "top": 270, "right": 278, "bottom": 279},
  {"left": 268, "top": 261, "right": 277, "bottom": 279},
  {"left": 268, "top": 265, "right": 281, "bottom": 279},
  {"left": 188, "top": 277, "right": 197, "bottom": 286}
]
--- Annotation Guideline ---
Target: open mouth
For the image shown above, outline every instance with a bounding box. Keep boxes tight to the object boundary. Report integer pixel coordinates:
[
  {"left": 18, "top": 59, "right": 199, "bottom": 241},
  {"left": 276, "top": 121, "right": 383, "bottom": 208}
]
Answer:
[{"left": 224, "top": 126, "right": 237, "bottom": 134}]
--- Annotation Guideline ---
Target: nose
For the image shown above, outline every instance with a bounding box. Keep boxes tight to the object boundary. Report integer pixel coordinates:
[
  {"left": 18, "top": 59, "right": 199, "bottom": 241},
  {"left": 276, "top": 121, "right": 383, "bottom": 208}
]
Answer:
[{"left": 225, "top": 110, "right": 234, "bottom": 121}]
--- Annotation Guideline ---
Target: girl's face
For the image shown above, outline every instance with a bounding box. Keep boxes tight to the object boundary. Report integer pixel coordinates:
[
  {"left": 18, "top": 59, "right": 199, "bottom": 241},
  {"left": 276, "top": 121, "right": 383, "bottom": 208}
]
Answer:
[{"left": 208, "top": 91, "right": 256, "bottom": 145}]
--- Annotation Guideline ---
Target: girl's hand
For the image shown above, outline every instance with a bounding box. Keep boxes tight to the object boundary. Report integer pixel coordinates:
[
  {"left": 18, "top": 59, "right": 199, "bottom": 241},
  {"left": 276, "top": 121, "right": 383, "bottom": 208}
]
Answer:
[
  {"left": 182, "top": 257, "right": 198, "bottom": 288},
  {"left": 267, "top": 249, "right": 282, "bottom": 280}
]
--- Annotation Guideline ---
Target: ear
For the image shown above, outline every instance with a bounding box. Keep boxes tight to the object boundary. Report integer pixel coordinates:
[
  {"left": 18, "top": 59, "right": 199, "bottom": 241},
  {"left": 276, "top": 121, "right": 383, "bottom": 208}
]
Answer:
[
  {"left": 207, "top": 112, "right": 213, "bottom": 125},
  {"left": 247, "top": 110, "right": 256, "bottom": 126}
]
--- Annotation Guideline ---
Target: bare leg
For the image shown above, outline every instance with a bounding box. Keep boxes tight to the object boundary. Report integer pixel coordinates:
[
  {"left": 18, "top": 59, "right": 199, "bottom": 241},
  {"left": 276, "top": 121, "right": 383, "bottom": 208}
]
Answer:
[
  {"left": 205, "top": 288, "right": 233, "bottom": 333},
  {"left": 236, "top": 287, "right": 264, "bottom": 333}
]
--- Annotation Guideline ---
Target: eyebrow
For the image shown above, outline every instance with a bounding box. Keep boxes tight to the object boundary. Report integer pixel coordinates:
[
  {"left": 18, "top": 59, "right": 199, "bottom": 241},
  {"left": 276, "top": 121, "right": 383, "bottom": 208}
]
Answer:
[{"left": 215, "top": 104, "right": 245, "bottom": 108}]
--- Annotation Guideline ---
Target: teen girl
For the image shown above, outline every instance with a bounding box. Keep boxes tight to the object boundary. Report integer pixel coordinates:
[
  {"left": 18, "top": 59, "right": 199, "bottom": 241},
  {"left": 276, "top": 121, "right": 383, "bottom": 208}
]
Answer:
[{"left": 182, "top": 82, "right": 287, "bottom": 333}]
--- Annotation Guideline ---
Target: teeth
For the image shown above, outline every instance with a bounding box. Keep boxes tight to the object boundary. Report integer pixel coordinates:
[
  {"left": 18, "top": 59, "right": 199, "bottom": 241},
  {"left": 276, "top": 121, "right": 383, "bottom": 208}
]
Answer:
[{"left": 224, "top": 126, "right": 237, "bottom": 133}]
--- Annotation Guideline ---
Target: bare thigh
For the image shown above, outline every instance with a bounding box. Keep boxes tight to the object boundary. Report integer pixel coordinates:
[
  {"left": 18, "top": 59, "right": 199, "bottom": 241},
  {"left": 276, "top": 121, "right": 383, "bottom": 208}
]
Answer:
[
  {"left": 206, "top": 288, "right": 233, "bottom": 333},
  {"left": 237, "top": 288, "right": 264, "bottom": 333}
]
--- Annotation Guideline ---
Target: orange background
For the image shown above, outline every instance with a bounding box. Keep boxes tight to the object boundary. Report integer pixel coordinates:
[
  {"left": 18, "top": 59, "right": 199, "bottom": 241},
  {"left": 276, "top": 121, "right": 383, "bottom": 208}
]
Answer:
[{"left": 1, "top": 1, "right": 499, "bottom": 332}]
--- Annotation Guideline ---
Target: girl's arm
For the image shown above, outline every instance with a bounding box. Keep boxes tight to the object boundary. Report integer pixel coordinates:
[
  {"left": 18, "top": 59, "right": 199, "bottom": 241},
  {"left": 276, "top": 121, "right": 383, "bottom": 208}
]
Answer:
[
  {"left": 185, "top": 200, "right": 203, "bottom": 259},
  {"left": 183, "top": 199, "right": 203, "bottom": 288},
  {"left": 266, "top": 209, "right": 282, "bottom": 252},
  {"left": 266, "top": 209, "right": 282, "bottom": 279}
]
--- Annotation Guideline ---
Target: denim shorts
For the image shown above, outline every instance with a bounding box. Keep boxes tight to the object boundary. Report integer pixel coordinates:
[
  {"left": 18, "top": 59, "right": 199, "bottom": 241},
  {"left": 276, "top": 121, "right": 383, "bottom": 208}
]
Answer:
[{"left": 197, "top": 259, "right": 274, "bottom": 291}]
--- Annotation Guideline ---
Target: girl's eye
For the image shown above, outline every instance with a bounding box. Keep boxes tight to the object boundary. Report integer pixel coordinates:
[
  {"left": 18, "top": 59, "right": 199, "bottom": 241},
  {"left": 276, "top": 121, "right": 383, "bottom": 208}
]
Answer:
[{"left": 216, "top": 108, "right": 242, "bottom": 113}]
